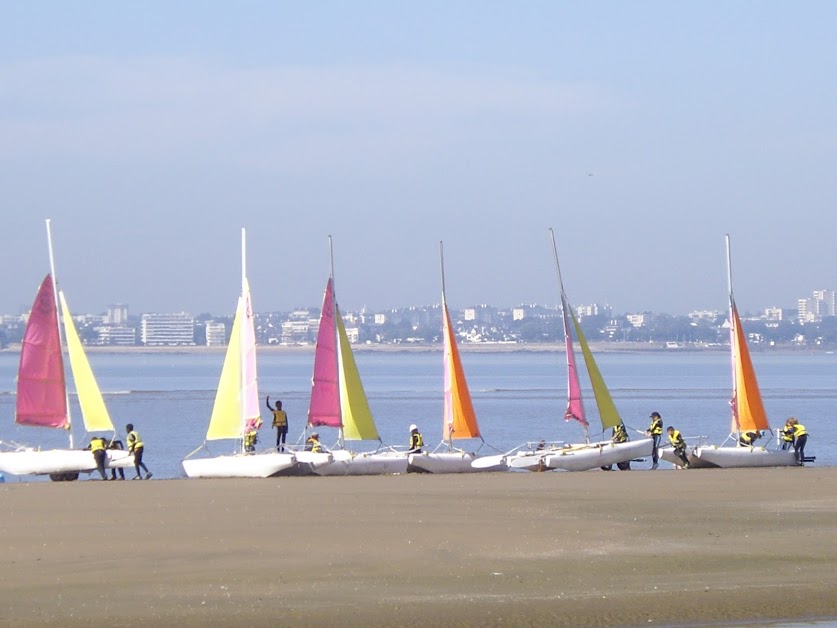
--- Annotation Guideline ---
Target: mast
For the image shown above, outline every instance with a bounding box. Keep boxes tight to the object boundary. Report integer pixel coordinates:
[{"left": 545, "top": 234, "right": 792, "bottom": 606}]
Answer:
[
  {"left": 239, "top": 227, "right": 247, "bottom": 452},
  {"left": 46, "top": 219, "right": 73, "bottom": 448},
  {"left": 549, "top": 228, "right": 589, "bottom": 443},
  {"left": 329, "top": 235, "right": 344, "bottom": 448},
  {"left": 725, "top": 233, "right": 739, "bottom": 436},
  {"left": 440, "top": 240, "right": 451, "bottom": 449}
]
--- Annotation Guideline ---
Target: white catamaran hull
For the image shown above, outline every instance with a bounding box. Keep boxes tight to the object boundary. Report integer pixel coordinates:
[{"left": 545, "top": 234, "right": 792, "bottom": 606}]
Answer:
[
  {"left": 182, "top": 452, "right": 297, "bottom": 478},
  {"left": 313, "top": 450, "right": 408, "bottom": 476},
  {"left": 543, "top": 438, "right": 653, "bottom": 471},
  {"left": 0, "top": 448, "right": 134, "bottom": 476},
  {"left": 693, "top": 446, "right": 798, "bottom": 468},
  {"left": 658, "top": 447, "right": 717, "bottom": 469},
  {"left": 408, "top": 451, "right": 497, "bottom": 473}
]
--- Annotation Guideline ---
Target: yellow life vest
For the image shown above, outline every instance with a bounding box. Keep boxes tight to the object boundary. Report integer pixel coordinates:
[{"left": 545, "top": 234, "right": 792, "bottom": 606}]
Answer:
[
  {"left": 613, "top": 425, "right": 628, "bottom": 443},
  {"left": 649, "top": 417, "right": 663, "bottom": 436},
  {"left": 127, "top": 430, "right": 143, "bottom": 452},
  {"left": 410, "top": 432, "right": 423, "bottom": 449},
  {"left": 90, "top": 438, "right": 106, "bottom": 452},
  {"left": 793, "top": 423, "right": 808, "bottom": 438},
  {"left": 272, "top": 410, "right": 288, "bottom": 428},
  {"left": 668, "top": 430, "right": 684, "bottom": 447},
  {"left": 780, "top": 427, "right": 795, "bottom": 442},
  {"left": 307, "top": 437, "right": 323, "bottom": 453}
]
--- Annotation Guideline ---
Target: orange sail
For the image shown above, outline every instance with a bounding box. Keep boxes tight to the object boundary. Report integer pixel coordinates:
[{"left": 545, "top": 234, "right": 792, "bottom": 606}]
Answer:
[
  {"left": 730, "top": 302, "right": 769, "bottom": 433},
  {"left": 442, "top": 302, "right": 480, "bottom": 440}
]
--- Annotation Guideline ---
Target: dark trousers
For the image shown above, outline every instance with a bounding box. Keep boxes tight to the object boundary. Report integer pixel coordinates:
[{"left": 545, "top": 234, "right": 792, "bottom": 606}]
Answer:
[
  {"left": 133, "top": 446, "right": 150, "bottom": 477},
  {"left": 651, "top": 435, "right": 661, "bottom": 464},
  {"left": 781, "top": 440, "right": 794, "bottom": 451},
  {"left": 794, "top": 434, "right": 808, "bottom": 463},
  {"left": 93, "top": 449, "right": 107, "bottom": 479},
  {"left": 674, "top": 447, "right": 690, "bottom": 467},
  {"left": 276, "top": 427, "right": 288, "bottom": 451}
]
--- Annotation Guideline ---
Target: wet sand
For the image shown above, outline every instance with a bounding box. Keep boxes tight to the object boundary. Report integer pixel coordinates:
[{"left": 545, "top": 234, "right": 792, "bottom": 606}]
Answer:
[{"left": 2, "top": 467, "right": 836, "bottom": 627}]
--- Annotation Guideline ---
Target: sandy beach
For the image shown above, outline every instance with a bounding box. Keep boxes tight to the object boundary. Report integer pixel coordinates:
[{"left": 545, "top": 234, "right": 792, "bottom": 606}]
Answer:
[{"left": 2, "top": 468, "right": 836, "bottom": 627}]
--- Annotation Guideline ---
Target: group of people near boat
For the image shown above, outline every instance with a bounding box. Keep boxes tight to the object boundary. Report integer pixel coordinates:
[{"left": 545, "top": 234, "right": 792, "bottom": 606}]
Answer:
[{"left": 87, "top": 423, "right": 152, "bottom": 481}]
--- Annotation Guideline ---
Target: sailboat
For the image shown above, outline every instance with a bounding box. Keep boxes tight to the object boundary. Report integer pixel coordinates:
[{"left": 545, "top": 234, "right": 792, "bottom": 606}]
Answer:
[
  {"left": 408, "top": 242, "right": 504, "bottom": 474},
  {"left": 502, "top": 229, "right": 652, "bottom": 472},
  {"left": 182, "top": 228, "right": 296, "bottom": 478},
  {"left": 0, "top": 219, "right": 134, "bottom": 480},
  {"left": 659, "top": 235, "right": 797, "bottom": 469},
  {"left": 299, "top": 236, "right": 407, "bottom": 476}
]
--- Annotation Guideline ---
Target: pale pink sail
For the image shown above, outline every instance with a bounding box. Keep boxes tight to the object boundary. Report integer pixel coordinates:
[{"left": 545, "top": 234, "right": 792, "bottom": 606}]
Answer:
[
  {"left": 561, "top": 294, "right": 587, "bottom": 426},
  {"left": 241, "top": 283, "right": 260, "bottom": 423},
  {"left": 307, "top": 277, "right": 342, "bottom": 428},
  {"left": 15, "top": 274, "right": 68, "bottom": 428}
]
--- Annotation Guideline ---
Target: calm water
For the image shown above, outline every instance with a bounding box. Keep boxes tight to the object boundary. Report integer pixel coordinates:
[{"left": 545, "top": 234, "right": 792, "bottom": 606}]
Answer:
[{"left": 0, "top": 350, "right": 834, "bottom": 480}]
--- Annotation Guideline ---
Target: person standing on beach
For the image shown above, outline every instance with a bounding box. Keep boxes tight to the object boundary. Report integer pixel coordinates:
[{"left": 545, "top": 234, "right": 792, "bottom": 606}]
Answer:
[
  {"left": 408, "top": 424, "right": 423, "bottom": 454},
  {"left": 267, "top": 396, "right": 289, "bottom": 452},
  {"left": 667, "top": 426, "right": 690, "bottom": 469},
  {"left": 602, "top": 423, "right": 631, "bottom": 471},
  {"left": 126, "top": 423, "right": 153, "bottom": 480},
  {"left": 790, "top": 418, "right": 808, "bottom": 465},
  {"left": 89, "top": 436, "right": 108, "bottom": 480},
  {"left": 646, "top": 411, "right": 663, "bottom": 470},
  {"left": 107, "top": 436, "right": 126, "bottom": 480}
]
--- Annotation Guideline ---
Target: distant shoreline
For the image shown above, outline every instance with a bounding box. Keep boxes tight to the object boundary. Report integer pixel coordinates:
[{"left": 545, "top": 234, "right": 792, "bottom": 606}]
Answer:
[{"left": 0, "top": 342, "right": 824, "bottom": 355}]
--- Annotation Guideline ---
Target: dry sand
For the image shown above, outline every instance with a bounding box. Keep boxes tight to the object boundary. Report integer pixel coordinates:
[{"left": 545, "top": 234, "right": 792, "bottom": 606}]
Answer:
[{"left": 2, "top": 468, "right": 836, "bottom": 627}]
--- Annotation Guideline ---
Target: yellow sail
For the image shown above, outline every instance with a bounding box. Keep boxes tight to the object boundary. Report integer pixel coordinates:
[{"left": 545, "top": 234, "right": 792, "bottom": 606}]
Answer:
[
  {"left": 571, "top": 309, "right": 622, "bottom": 430},
  {"left": 443, "top": 305, "right": 480, "bottom": 440},
  {"left": 336, "top": 308, "right": 379, "bottom": 441},
  {"left": 731, "top": 303, "right": 769, "bottom": 433},
  {"left": 59, "top": 292, "right": 114, "bottom": 433},
  {"left": 206, "top": 297, "right": 244, "bottom": 441}
]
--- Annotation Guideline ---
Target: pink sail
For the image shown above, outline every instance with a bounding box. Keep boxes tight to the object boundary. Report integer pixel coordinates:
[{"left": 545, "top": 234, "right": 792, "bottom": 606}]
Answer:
[
  {"left": 561, "top": 294, "right": 587, "bottom": 426},
  {"left": 241, "top": 282, "right": 260, "bottom": 423},
  {"left": 307, "top": 277, "right": 342, "bottom": 427},
  {"left": 15, "top": 274, "right": 68, "bottom": 428}
]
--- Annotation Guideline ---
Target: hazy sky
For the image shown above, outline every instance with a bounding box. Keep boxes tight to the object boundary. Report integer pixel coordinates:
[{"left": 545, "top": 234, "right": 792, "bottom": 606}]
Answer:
[{"left": 2, "top": 2, "right": 835, "bottom": 317}]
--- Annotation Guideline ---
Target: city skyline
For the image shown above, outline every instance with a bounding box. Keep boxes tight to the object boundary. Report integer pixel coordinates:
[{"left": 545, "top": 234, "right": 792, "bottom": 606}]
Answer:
[{"left": 2, "top": 3, "right": 836, "bottom": 315}]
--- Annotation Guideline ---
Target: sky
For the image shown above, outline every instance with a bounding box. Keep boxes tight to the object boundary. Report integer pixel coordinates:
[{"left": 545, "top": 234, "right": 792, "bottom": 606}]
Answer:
[{"left": 1, "top": 1, "right": 835, "bottom": 317}]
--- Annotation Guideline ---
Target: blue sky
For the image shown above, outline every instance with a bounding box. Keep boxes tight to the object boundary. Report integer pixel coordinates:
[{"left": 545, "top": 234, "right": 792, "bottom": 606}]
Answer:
[{"left": 1, "top": 2, "right": 835, "bottom": 316}]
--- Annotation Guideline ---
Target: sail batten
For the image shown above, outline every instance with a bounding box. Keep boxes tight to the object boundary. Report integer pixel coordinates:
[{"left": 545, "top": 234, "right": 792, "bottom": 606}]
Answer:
[
  {"left": 60, "top": 292, "right": 113, "bottom": 433},
  {"left": 15, "top": 275, "right": 68, "bottom": 429}
]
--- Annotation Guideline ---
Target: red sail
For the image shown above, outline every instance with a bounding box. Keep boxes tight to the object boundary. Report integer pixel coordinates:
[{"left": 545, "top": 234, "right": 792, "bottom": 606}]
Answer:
[{"left": 15, "top": 275, "right": 68, "bottom": 428}]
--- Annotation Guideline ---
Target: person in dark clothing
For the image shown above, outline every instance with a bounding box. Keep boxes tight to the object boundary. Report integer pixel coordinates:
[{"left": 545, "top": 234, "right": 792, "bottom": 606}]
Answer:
[
  {"left": 738, "top": 430, "right": 762, "bottom": 447},
  {"left": 107, "top": 437, "right": 125, "bottom": 480},
  {"left": 602, "top": 423, "right": 631, "bottom": 471},
  {"left": 88, "top": 436, "right": 108, "bottom": 480},
  {"left": 791, "top": 418, "right": 809, "bottom": 465},
  {"left": 267, "top": 396, "right": 289, "bottom": 452},
  {"left": 646, "top": 411, "right": 664, "bottom": 470},
  {"left": 126, "top": 423, "right": 152, "bottom": 480},
  {"left": 667, "top": 426, "right": 690, "bottom": 469}
]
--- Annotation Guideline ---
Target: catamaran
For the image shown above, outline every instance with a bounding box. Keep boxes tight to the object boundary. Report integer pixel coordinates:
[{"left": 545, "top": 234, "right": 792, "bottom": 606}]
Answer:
[
  {"left": 295, "top": 237, "right": 407, "bottom": 476},
  {"left": 408, "top": 242, "right": 504, "bottom": 473},
  {"left": 490, "top": 229, "right": 652, "bottom": 472},
  {"left": 0, "top": 219, "right": 134, "bottom": 480},
  {"left": 659, "top": 235, "right": 798, "bottom": 469},
  {"left": 182, "top": 228, "right": 296, "bottom": 478}
]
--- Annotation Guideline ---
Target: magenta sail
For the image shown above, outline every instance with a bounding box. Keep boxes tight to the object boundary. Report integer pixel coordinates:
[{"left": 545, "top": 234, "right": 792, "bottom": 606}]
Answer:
[
  {"left": 562, "top": 294, "right": 587, "bottom": 426},
  {"left": 307, "top": 277, "right": 342, "bottom": 428},
  {"left": 15, "top": 274, "right": 68, "bottom": 429}
]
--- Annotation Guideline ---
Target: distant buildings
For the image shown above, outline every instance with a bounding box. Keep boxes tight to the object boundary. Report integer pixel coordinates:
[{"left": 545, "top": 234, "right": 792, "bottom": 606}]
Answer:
[
  {"left": 204, "top": 321, "right": 227, "bottom": 346},
  {"left": 140, "top": 312, "right": 195, "bottom": 346}
]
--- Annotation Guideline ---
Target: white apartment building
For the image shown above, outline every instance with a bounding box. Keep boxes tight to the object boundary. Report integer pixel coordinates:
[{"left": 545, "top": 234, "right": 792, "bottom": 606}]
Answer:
[
  {"left": 205, "top": 321, "right": 227, "bottom": 346},
  {"left": 106, "top": 304, "right": 129, "bottom": 324},
  {"left": 626, "top": 313, "right": 646, "bottom": 328},
  {"left": 764, "top": 307, "right": 783, "bottom": 321},
  {"left": 94, "top": 325, "right": 137, "bottom": 346},
  {"left": 140, "top": 313, "right": 195, "bottom": 346}
]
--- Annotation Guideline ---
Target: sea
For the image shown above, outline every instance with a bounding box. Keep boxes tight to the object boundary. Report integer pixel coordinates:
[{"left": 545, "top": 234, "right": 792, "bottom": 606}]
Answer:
[{"left": 0, "top": 349, "right": 834, "bottom": 481}]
